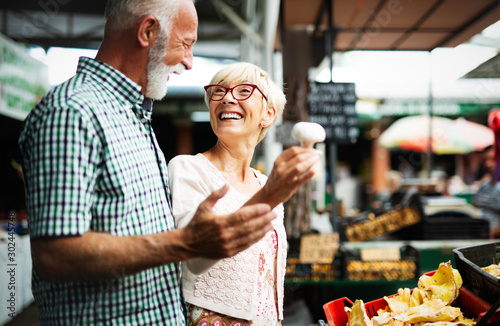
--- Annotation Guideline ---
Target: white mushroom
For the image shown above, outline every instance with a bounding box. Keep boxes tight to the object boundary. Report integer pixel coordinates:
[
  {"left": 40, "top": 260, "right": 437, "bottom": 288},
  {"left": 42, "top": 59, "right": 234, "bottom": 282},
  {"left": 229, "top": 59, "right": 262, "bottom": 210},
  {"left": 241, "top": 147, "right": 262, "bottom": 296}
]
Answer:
[{"left": 291, "top": 122, "right": 326, "bottom": 148}]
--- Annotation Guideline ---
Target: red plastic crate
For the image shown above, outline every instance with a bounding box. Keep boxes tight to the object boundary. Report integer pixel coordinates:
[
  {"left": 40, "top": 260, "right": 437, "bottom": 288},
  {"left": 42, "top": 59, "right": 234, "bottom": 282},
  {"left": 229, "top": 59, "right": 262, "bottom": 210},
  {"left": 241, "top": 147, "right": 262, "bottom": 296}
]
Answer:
[{"left": 323, "top": 275, "right": 500, "bottom": 326}]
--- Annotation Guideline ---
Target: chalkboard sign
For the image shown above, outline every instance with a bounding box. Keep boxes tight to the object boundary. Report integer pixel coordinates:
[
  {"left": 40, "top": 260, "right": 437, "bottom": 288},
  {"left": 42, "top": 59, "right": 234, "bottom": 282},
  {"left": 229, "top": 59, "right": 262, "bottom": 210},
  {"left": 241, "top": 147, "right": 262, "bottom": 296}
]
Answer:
[{"left": 308, "top": 82, "right": 359, "bottom": 144}]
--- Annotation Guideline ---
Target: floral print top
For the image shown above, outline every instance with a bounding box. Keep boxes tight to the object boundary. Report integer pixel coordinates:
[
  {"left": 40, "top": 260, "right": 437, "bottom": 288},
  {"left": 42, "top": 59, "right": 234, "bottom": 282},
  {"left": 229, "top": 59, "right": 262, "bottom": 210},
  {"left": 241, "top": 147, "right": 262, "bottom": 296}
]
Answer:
[
  {"left": 188, "top": 229, "right": 281, "bottom": 326},
  {"left": 254, "top": 230, "right": 280, "bottom": 325}
]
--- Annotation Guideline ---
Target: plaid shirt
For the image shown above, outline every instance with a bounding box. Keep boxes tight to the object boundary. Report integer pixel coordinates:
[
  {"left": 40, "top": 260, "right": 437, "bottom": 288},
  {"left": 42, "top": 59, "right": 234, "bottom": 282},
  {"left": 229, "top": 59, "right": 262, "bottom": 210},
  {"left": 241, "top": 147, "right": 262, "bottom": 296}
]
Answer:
[
  {"left": 475, "top": 181, "right": 500, "bottom": 230},
  {"left": 19, "top": 57, "right": 186, "bottom": 325}
]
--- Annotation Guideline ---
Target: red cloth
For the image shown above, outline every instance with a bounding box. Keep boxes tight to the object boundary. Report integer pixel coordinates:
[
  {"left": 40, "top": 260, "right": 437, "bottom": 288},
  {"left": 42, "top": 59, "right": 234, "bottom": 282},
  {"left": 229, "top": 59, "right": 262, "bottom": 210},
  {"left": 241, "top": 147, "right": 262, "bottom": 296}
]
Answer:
[{"left": 488, "top": 109, "right": 500, "bottom": 181}]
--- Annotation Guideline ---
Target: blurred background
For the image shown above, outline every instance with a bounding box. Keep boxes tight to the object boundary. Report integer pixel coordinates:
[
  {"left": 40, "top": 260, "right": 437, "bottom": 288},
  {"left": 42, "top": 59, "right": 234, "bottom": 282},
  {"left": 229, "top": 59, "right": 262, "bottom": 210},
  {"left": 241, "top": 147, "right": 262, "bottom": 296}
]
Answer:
[{"left": 1, "top": 0, "right": 500, "bottom": 324}]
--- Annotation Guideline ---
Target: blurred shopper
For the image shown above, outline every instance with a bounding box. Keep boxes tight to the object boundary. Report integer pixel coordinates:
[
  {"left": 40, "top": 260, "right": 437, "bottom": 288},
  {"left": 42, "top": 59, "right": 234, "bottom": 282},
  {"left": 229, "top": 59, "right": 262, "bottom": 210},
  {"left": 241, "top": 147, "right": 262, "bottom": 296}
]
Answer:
[
  {"left": 18, "top": 1, "right": 315, "bottom": 325},
  {"left": 473, "top": 145, "right": 495, "bottom": 185},
  {"left": 168, "top": 62, "right": 321, "bottom": 326},
  {"left": 474, "top": 110, "right": 500, "bottom": 238},
  {"left": 372, "top": 170, "right": 403, "bottom": 209}
]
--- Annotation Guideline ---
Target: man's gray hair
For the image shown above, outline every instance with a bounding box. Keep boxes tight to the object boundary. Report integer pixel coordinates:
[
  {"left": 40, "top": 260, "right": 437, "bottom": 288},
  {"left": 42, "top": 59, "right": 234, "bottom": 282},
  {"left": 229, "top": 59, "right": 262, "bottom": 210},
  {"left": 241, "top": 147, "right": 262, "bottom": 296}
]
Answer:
[{"left": 104, "top": 0, "right": 182, "bottom": 33}]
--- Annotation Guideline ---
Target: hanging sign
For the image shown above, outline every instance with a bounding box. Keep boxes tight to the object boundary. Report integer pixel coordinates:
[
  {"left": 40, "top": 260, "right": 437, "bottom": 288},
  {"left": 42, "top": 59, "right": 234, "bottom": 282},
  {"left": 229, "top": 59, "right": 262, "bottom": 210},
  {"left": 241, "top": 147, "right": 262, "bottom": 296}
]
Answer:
[
  {"left": 299, "top": 233, "right": 339, "bottom": 264},
  {"left": 308, "top": 82, "right": 359, "bottom": 144},
  {"left": 0, "top": 33, "right": 49, "bottom": 121},
  {"left": 360, "top": 247, "right": 401, "bottom": 261}
]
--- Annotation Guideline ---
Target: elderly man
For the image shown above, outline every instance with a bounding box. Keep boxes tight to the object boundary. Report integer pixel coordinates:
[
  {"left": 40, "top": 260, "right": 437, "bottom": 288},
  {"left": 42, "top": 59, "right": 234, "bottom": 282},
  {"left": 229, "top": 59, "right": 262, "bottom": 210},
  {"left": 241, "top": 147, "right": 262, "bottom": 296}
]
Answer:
[{"left": 19, "top": 0, "right": 319, "bottom": 324}]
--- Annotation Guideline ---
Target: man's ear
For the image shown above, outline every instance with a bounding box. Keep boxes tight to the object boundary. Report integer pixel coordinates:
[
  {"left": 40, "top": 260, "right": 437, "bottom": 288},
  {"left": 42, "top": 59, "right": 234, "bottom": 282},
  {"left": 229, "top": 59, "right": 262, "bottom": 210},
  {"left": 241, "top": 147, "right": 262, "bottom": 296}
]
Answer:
[{"left": 137, "top": 15, "right": 159, "bottom": 48}]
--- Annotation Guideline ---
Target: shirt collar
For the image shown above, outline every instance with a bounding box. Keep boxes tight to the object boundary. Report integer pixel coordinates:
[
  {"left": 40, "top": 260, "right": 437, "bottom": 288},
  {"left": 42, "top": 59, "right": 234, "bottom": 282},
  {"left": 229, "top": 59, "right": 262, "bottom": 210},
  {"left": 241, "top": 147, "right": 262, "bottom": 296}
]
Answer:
[
  {"left": 141, "top": 97, "right": 153, "bottom": 121},
  {"left": 76, "top": 56, "right": 146, "bottom": 108}
]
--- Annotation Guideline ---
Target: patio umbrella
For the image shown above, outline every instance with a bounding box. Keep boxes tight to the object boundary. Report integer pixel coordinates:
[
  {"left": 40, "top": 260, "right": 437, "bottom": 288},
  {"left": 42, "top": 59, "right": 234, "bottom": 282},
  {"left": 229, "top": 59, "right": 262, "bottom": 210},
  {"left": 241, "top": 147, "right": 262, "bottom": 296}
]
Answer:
[
  {"left": 454, "top": 117, "right": 494, "bottom": 152},
  {"left": 379, "top": 115, "right": 492, "bottom": 155}
]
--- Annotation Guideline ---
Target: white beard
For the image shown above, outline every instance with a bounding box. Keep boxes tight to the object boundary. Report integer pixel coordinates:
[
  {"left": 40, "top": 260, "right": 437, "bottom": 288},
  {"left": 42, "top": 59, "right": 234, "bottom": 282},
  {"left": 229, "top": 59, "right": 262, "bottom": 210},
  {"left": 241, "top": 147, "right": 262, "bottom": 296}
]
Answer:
[{"left": 145, "top": 32, "right": 185, "bottom": 100}]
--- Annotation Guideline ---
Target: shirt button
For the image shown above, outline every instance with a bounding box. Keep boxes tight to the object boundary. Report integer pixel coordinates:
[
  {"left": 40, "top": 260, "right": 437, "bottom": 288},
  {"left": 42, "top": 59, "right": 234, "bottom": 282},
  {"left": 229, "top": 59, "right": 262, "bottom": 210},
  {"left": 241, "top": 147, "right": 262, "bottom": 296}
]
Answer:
[{"left": 140, "top": 118, "right": 147, "bottom": 123}]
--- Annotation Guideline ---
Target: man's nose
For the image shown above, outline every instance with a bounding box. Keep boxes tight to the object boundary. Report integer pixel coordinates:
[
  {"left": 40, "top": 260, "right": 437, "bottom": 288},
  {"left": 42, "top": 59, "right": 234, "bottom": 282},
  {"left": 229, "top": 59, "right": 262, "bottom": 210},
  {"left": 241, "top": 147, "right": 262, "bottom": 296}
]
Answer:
[{"left": 182, "top": 48, "right": 194, "bottom": 70}]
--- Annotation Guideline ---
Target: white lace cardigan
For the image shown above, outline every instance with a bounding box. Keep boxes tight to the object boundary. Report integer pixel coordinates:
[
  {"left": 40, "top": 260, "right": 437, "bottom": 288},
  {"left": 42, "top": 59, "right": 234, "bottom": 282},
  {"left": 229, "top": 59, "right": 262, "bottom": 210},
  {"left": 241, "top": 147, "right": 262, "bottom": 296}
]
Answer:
[{"left": 167, "top": 154, "right": 287, "bottom": 321}]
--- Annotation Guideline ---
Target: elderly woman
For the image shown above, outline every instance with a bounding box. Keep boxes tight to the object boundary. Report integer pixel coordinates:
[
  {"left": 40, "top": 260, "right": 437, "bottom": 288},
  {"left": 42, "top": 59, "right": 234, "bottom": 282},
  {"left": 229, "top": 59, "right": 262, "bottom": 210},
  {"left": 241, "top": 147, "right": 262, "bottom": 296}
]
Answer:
[{"left": 168, "top": 62, "right": 320, "bottom": 325}]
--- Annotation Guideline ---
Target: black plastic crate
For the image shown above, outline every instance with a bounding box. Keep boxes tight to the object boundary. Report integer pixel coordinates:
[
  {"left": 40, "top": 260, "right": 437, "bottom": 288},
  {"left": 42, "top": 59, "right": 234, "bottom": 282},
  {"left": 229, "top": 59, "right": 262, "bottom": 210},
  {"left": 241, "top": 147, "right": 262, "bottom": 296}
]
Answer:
[
  {"left": 389, "top": 192, "right": 490, "bottom": 241},
  {"left": 342, "top": 245, "right": 420, "bottom": 281},
  {"left": 339, "top": 190, "right": 424, "bottom": 242},
  {"left": 285, "top": 256, "right": 343, "bottom": 282},
  {"left": 286, "top": 235, "right": 343, "bottom": 282},
  {"left": 338, "top": 206, "right": 422, "bottom": 242},
  {"left": 421, "top": 215, "right": 490, "bottom": 240},
  {"left": 397, "top": 214, "right": 490, "bottom": 240},
  {"left": 453, "top": 241, "right": 500, "bottom": 304}
]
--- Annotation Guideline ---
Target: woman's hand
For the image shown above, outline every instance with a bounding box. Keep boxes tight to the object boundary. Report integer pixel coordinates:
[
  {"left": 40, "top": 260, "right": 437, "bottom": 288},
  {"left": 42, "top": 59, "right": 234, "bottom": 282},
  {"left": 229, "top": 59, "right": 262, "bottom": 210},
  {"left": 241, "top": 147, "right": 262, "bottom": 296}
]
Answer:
[{"left": 246, "top": 146, "right": 321, "bottom": 209}]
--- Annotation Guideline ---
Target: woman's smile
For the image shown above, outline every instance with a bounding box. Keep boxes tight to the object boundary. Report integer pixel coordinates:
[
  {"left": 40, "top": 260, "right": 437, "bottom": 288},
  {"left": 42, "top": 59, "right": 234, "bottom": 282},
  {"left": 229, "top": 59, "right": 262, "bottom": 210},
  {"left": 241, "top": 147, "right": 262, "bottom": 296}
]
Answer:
[{"left": 220, "top": 112, "right": 243, "bottom": 120}]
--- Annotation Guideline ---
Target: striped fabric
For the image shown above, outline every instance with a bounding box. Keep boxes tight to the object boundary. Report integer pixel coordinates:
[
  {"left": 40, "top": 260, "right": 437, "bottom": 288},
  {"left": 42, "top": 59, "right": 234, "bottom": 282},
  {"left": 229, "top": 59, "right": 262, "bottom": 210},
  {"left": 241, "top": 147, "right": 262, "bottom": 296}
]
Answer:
[
  {"left": 19, "top": 57, "right": 186, "bottom": 325},
  {"left": 475, "top": 181, "right": 500, "bottom": 230}
]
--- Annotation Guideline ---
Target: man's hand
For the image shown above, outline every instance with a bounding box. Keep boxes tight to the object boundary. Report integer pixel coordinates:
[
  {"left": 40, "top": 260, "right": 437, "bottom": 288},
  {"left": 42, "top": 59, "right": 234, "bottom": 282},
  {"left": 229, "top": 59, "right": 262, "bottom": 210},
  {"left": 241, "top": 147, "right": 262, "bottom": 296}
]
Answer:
[
  {"left": 246, "top": 146, "right": 321, "bottom": 209},
  {"left": 31, "top": 185, "right": 275, "bottom": 282},
  {"left": 31, "top": 147, "right": 317, "bottom": 283},
  {"left": 179, "top": 184, "right": 276, "bottom": 259}
]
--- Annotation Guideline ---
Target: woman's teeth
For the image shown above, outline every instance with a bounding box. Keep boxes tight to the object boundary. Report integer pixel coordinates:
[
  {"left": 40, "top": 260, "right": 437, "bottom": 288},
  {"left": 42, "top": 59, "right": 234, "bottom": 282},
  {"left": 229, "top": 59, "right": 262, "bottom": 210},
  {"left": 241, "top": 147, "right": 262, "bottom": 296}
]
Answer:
[{"left": 220, "top": 112, "right": 243, "bottom": 120}]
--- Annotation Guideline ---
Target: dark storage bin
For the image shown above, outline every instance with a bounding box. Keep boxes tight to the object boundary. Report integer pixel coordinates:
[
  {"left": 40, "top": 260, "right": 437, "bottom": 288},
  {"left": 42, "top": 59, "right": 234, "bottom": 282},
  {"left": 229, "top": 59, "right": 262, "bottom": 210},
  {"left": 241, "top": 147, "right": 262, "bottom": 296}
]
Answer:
[
  {"left": 342, "top": 245, "right": 420, "bottom": 281},
  {"left": 420, "top": 214, "right": 490, "bottom": 240},
  {"left": 453, "top": 241, "right": 500, "bottom": 305},
  {"left": 338, "top": 206, "right": 421, "bottom": 242},
  {"left": 285, "top": 256, "right": 343, "bottom": 282},
  {"left": 389, "top": 193, "right": 490, "bottom": 241},
  {"left": 285, "top": 236, "right": 343, "bottom": 282},
  {"left": 338, "top": 191, "right": 423, "bottom": 242},
  {"left": 396, "top": 211, "right": 490, "bottom": 240}
]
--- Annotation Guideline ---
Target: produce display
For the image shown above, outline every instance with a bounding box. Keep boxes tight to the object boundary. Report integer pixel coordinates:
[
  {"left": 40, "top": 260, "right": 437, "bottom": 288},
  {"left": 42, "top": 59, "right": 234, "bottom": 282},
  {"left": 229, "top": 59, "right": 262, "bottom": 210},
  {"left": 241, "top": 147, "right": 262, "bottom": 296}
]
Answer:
[
  {"left": 481, "top": 263, "right": 500, "bottom": 278},
  {"left": 344, "top": 262, "right": 475, "bottom": 326},
  {"left": 346, "top": 261, "right": 417, "bottom": 281},
  {"left": 343, "top": 207, "right": 421, "bottom": 242}
]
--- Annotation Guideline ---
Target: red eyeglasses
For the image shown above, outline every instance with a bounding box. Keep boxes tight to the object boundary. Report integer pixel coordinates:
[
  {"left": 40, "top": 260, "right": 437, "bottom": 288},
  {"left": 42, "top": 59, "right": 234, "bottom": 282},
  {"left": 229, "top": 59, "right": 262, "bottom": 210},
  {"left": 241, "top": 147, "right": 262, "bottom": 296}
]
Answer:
[{"left": 204, "top": 84, "right": 268, "bottom": 102}]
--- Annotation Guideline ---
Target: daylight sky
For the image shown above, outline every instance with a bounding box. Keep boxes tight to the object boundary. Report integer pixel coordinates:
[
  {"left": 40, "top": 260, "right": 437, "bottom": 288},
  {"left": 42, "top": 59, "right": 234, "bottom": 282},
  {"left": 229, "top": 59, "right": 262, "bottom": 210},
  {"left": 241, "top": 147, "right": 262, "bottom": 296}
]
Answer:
[{"left": 29, "top": 20, "right": 500, "bottom": 101}]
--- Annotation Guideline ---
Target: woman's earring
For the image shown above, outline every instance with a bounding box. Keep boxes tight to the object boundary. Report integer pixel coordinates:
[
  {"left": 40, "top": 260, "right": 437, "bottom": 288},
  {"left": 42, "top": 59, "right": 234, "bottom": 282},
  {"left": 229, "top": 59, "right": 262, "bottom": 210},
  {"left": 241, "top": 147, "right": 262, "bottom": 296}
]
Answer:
[{"left": 262, "top": 122, "right": 266, "bottom": 127}]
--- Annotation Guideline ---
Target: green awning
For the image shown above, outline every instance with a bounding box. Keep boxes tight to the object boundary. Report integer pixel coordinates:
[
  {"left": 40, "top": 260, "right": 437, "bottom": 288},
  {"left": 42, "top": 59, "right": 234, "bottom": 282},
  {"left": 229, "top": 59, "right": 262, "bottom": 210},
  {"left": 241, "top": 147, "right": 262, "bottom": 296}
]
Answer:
[{"left": 375, "top": 101, "right": 498, "bottom": 117}]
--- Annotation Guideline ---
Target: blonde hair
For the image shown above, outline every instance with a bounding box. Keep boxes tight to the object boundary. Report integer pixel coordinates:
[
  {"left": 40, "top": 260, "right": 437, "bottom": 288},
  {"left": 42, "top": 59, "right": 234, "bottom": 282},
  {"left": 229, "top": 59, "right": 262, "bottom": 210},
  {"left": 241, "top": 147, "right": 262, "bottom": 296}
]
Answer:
[{"left": 205, "top": 62, "right": 286, "bottom": 143}]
